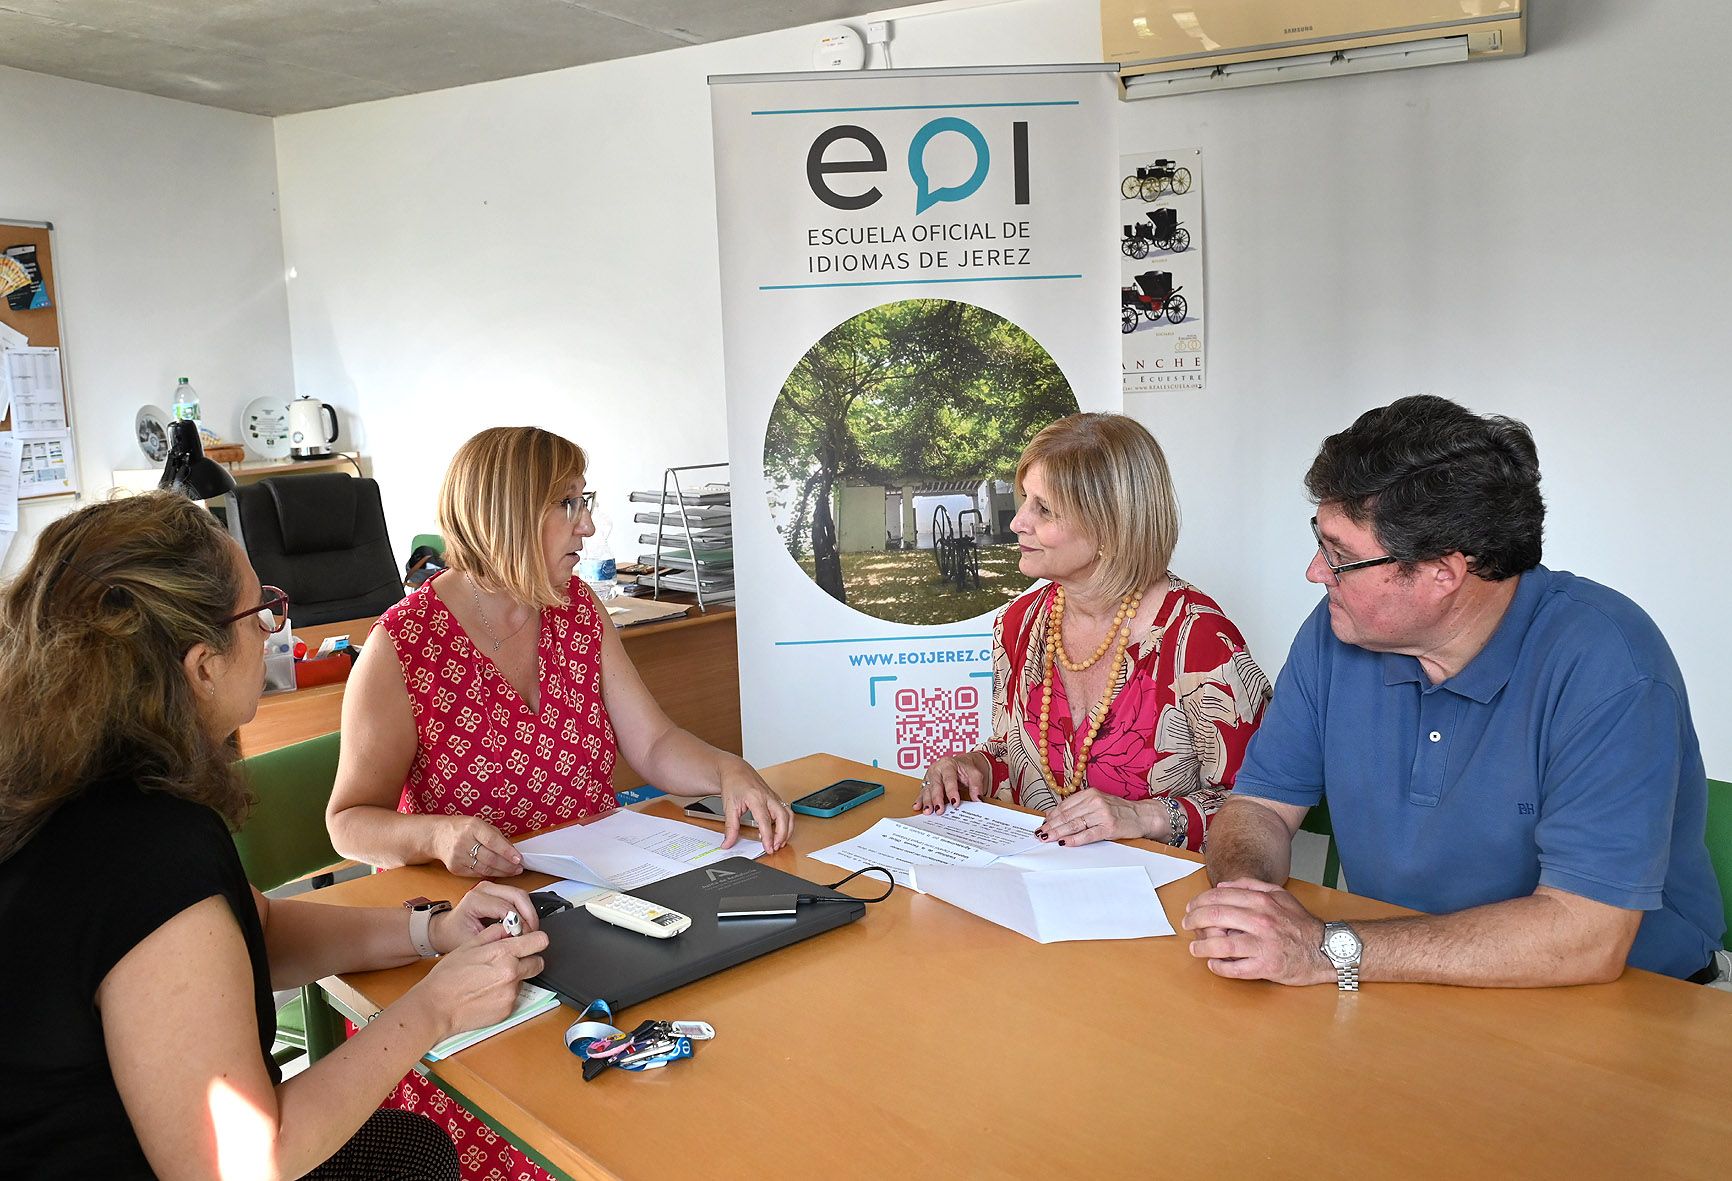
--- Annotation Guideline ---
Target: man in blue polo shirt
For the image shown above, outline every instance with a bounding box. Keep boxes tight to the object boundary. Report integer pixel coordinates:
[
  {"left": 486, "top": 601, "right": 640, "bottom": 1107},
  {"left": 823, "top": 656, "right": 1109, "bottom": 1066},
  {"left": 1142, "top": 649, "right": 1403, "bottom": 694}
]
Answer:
[{"left": 1186, "top": 395, "right": 1724, "bottom": 988}]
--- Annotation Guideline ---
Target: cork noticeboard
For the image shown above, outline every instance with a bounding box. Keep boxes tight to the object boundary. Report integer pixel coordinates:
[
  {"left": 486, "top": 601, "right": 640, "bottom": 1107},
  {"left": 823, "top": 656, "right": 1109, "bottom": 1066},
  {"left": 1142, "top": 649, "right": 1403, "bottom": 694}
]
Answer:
[{"left": 1, "top": 218, "right": 79, "bottom": 500}]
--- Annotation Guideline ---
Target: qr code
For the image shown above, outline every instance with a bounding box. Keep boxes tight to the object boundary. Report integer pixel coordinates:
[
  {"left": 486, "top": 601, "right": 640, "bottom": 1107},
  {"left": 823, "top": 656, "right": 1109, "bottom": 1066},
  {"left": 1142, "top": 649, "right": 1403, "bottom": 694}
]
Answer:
[{"left": 894, "top": 686, "right": 981, "bottom": 770}]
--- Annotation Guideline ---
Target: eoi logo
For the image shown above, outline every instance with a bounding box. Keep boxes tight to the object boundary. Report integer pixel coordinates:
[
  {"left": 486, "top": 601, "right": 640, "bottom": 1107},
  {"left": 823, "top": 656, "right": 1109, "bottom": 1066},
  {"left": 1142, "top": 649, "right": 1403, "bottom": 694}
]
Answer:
[{"left": 806, "top": 119, "right": 1031, "bottom": 214}]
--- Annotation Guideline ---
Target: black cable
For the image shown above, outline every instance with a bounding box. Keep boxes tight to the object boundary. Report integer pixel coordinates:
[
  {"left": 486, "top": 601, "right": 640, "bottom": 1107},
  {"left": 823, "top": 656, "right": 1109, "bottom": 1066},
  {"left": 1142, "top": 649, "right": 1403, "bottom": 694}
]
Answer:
[{"left": 805, "top": 866, "right": 895, "bottom": 905}]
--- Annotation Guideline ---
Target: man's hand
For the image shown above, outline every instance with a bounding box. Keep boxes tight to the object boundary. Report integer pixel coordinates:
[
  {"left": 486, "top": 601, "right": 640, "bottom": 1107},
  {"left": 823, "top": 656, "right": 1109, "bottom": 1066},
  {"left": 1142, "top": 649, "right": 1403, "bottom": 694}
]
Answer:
[{"left": 1182, "top": 879, "right": 1333, "bottom": 986}]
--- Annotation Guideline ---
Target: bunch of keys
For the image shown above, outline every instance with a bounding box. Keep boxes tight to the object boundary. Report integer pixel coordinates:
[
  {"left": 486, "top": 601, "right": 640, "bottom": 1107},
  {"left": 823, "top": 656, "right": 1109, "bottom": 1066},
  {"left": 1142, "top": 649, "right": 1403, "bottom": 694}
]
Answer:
[{"left": 570, "top": 1018, "right": 716, "bottom": 1081}]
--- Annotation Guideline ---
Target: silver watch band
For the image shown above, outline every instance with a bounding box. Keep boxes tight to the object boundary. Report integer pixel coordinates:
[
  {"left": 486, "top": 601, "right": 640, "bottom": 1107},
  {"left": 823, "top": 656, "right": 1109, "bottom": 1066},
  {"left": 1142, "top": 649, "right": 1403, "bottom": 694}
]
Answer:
[
  {"left": 409, "top": 906, "right": 440, "bottom": 958},
  {"left": 1337, "top": 963, "right": 1359, "bottom": 992}
]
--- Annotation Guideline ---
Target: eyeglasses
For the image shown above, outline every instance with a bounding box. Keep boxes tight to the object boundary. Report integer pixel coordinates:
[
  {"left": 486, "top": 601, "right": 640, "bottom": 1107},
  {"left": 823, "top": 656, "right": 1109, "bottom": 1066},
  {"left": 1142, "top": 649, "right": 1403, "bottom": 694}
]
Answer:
[
  {"left": 556, "top": 491, "right": 596, "bottom": 524},
  {"left": 1310, "top": 517, "right": 1398, "bottom": 585},
  {"left": 219, "top": 585, "right": 290, "bottom": 634}
]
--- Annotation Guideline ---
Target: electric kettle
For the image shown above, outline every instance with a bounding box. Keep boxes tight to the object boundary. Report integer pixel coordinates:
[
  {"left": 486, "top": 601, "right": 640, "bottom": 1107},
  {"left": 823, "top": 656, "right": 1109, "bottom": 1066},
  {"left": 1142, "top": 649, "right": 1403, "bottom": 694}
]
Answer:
[{"left": 287, "top": 396, "right": 339, "bottom": 460}]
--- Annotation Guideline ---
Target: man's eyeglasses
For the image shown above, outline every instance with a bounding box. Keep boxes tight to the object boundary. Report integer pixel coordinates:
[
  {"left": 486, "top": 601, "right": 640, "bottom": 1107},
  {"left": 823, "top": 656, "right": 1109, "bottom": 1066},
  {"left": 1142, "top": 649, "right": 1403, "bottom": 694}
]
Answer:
[
  {"left": 1310, "top": 517, "right": 1398, "bottom": 585},
  {"left": 556, "top": 491, "right": 596, "bottom": 524},
  {"left": 220, "top": 585, "right": 290, "bottom": 634}
]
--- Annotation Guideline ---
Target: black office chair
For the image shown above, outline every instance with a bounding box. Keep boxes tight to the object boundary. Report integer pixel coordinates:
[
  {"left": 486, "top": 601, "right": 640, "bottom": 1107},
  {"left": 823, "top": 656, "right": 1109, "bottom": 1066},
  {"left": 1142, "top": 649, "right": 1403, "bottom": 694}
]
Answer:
[{"left": 235, "top": 474, "right": 402, "bottom": 626}]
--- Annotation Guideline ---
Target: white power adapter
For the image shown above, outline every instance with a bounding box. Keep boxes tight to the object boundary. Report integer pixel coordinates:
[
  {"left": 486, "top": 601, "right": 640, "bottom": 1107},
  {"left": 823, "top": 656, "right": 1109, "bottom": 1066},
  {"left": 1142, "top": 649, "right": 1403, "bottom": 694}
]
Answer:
[{"left": 866, "top": 19, "right": 893, "bottom": 68}]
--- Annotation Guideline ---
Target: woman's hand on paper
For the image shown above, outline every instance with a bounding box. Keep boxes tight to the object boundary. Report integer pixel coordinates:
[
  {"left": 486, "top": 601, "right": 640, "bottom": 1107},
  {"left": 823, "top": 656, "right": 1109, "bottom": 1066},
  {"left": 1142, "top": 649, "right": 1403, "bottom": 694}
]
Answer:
[
  {"left": 436, "top": 816, "right": 523, "bottom": 878},
  {"left": 430, "top": 881, "right": 543, "bottom": 953},
  {"left": 915, "top": 752, "right": 993, "bottom": 813},
  {"left": 719, "top": 764, "right": 794, "bottom": 853},
  {"left": 411, "top": 924, "right": 549, "bottom": 1042},
  {"left": 1035, "top": 789, "right": 1159, "bottom": 847}
]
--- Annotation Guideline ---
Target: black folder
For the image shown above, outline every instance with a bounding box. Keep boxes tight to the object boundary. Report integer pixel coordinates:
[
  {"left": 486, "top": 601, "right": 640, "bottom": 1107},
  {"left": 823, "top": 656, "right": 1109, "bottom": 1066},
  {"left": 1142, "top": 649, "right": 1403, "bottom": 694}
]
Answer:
[{"left": 530, "top": 857, "right": 867, "bottom": 1013}]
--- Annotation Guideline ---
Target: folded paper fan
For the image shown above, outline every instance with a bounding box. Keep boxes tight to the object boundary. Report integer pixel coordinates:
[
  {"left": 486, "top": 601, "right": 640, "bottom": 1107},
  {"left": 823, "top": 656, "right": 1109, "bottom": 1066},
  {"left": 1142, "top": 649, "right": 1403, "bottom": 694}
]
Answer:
[{"left": 0, "top": 254, "right": 29, "bottom": 299}]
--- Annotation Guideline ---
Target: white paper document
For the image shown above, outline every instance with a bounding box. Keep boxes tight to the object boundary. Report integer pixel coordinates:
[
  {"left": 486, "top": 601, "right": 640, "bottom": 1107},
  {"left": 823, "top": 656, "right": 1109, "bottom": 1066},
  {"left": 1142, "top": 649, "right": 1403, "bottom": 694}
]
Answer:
[
  {"left": 515, "top": 809, "right": 765, "bottom": 890},
  {"left": 810, "top": 815, "right": 1001, "bottom": 887},
  {"left": 3, "top": 348, "right": 65, "bottom": 433},
  {"left": 1002, "top": 839, "right": 1203, "bottom": 891},
  {"left": 912, "top": 865, "right": 1174, "bottom": 943},
  {"left": 898, "top": 800, "right": 1044, "bottom": 857},
  {"left": 0, "top": 433, "right": 20, "bottom": 532},
  {"left": 811, "top": 799, "right": 1205, "bottom": 938}
]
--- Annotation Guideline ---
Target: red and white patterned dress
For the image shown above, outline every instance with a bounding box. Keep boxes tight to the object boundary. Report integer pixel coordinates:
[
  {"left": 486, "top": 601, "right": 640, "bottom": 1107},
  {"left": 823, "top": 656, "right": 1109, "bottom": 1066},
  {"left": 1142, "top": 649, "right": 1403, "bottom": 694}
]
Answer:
[
  {"left": 979, "top": 578, "right": 1271, "bottom": 851},
  {"left": 373, "top": 571, "right": 619, "bottom": 1181}
]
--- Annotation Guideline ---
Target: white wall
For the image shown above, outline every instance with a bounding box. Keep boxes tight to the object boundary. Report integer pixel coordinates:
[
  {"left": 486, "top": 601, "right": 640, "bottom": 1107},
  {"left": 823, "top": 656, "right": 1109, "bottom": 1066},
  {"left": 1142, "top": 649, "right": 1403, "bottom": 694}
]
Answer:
[
  {"left": 0, "top": 65, "right": 293, "bottom": 575},
  {"left": 272, "top": 0, "right": 1732, "bottom": 773}
]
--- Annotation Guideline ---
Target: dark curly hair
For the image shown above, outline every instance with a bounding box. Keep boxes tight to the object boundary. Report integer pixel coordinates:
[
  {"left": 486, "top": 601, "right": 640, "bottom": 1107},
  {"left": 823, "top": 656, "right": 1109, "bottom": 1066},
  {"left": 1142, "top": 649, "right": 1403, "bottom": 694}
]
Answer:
[{"left": 1305, "top": 395, "right": 1544, "bottom": 581}]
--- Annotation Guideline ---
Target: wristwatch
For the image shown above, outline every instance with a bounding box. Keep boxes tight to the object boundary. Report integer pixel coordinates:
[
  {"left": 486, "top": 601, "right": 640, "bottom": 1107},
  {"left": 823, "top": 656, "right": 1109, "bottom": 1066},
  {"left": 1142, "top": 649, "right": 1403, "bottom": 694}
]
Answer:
[
  {"left": 1320, "top": 921, "right": 1362, "bottom": 991},
  {"left": 404, "top": 896, "right": 452, "bottom": 958}
]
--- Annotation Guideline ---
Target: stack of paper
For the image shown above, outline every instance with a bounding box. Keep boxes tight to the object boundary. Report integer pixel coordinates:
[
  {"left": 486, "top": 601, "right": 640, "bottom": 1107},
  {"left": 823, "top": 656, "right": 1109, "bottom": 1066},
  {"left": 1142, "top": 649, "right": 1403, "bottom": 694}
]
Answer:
[
  {"left": 811, "top": 802, "right": 1203, "bottom": 944},
  {"left": 515, "top": 808, "right": 765, "bottom": 890}
]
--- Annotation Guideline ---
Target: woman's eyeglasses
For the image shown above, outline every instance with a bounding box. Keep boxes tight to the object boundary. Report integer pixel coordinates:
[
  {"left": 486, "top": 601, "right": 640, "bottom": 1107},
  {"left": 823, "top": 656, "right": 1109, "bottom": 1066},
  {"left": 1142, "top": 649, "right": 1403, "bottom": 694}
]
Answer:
[
  {"left": 556, "top": 491, "right": 597, "bottom": 524},
  {"left": 219, "top": 585, "right": 290, "bottom": 634}
]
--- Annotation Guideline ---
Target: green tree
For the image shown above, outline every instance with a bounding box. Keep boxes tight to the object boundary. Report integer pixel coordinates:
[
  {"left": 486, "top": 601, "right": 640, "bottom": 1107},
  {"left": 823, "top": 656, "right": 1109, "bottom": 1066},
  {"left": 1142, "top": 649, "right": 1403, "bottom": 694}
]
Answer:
[{"left": 764, "top": 299, "right": 1077, "bottom": 605}]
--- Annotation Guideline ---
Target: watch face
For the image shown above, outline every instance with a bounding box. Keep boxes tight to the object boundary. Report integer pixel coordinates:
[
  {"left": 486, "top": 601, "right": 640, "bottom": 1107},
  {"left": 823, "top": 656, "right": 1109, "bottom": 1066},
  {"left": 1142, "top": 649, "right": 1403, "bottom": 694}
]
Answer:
[{"left": 1325, "top": 929, "right": 1359, "bottom": 960}]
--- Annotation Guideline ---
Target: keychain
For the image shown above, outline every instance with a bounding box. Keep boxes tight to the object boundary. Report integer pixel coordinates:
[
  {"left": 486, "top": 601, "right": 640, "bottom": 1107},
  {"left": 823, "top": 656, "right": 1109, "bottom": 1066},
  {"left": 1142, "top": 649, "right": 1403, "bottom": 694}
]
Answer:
[{"left": 564, "top": 1005, "right": 715, "bottom": 1081}]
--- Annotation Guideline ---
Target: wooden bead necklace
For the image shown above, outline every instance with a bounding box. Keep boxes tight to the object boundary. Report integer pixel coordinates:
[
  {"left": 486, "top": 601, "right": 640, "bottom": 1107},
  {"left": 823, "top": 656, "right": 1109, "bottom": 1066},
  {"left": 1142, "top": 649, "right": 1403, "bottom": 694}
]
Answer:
[
  {"left": 1050, "top": 584, "right": 1138, "bottom": 672},
  {"left": 1037, "top": 586, "right": 1144, "bottom": 798}
]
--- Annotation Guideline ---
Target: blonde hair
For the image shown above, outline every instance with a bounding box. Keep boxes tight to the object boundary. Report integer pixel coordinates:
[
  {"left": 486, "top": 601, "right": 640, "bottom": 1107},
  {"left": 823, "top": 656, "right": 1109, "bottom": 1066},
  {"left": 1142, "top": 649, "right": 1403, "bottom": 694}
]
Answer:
[
  {"left": 438, "top": 427, "right": 589, "bottom": 609},
  {"left": 0, "top": 492, "right": 249, "bottom": 861},
  {"left": 1015, "top": 413, "right": 1180, "bottom": 602}
]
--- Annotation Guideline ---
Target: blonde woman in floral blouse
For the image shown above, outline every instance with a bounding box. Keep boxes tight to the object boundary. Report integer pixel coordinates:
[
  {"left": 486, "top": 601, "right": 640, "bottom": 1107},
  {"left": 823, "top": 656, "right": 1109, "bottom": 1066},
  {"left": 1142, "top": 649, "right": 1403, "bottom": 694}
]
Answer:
[{"left": 916, "top": 413, "right": 1270, "bottom": 852}]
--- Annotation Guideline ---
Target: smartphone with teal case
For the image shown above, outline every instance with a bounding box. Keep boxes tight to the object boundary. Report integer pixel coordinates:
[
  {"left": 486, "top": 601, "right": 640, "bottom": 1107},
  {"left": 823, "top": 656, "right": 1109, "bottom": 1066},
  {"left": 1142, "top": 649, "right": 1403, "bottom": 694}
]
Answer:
[{"left": 790, "top": 778, "right": 884, "bottom": 817}]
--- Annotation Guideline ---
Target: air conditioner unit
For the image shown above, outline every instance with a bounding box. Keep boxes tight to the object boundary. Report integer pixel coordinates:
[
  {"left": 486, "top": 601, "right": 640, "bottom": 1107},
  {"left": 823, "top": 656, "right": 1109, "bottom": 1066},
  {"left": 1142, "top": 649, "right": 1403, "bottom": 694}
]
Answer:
[{"left": 1105, "top": 1, "right": 1525, "bottom": 100}]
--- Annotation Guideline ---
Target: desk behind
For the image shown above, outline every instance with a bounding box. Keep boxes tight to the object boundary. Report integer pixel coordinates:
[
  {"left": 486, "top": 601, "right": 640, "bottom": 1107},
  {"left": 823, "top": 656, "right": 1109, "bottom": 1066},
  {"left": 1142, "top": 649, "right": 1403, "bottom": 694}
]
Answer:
[{"left": 304, "top": 754, "right": 1732, "bottom": 1180}]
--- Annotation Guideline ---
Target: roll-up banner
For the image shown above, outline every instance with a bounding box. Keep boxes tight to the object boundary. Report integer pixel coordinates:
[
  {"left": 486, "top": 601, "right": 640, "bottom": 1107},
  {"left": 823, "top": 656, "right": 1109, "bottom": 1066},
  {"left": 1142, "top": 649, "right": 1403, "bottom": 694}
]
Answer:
[{"left": 709, "top": 64, "right": 1121, "bottom": 776}]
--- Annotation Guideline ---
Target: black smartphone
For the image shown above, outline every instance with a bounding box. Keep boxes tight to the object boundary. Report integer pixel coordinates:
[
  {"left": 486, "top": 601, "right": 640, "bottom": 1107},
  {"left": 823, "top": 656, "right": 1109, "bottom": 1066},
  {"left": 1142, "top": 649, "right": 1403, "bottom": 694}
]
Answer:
[{"left": 790, "top": 778, "right": 884, "bottom": 818}]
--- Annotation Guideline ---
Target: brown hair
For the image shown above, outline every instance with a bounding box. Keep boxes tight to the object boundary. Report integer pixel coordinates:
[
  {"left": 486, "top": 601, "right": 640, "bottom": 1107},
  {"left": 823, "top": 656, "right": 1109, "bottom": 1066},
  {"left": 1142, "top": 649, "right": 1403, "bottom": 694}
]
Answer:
[
  {"left": 437, "top": 427, "right": 589, "bottom": 609},
  {"left": 1015, "top": 413, "right": 1181, "bottom": 602},
  {"left": 0, "top": 492, "right": 249, "bottom": 861}
]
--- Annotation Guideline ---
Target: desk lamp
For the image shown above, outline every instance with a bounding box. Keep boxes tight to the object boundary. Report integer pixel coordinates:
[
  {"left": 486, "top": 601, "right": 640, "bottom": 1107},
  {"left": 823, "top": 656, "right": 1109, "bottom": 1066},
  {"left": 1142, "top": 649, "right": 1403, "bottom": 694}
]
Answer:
[{"left": 157, "top": 418, "right": 238, "bottom": 500}]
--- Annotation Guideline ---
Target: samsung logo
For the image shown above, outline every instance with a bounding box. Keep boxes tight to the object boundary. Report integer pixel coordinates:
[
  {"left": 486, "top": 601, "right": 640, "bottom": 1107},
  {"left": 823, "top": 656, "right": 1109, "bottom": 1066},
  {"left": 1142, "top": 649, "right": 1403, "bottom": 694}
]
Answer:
[{"left": 1284, "top": 25, "right": 1314, "bottom": 34}]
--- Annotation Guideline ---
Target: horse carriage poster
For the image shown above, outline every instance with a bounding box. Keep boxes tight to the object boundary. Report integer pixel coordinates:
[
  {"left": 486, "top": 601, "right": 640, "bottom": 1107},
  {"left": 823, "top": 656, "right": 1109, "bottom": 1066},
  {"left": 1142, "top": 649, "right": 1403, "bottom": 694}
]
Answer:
[
  {"left": 1120, "top": 149, "right": 1207, "bottom": 395},
  {"left": 709, "top": 64, "right": 1121, "bottom": 772}
]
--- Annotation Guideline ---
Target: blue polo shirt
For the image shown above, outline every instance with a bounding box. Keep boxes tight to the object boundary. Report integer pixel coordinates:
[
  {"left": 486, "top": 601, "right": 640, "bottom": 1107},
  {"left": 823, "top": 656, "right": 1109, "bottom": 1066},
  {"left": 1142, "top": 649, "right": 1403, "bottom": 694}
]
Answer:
[{"left": 1236, "top": 566, "right": 1723, "bottom": 979}]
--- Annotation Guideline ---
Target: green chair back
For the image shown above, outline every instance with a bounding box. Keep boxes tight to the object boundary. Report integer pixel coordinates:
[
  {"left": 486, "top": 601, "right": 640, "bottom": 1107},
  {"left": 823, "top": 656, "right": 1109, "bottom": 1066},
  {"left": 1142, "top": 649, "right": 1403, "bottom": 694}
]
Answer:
[
  {"left": 233, "top": 732, "right": 347, "bottom": 1064},
  {"left": 234, "top": 732, "right": 343, "bottom": 892},
  {"left": 1706, "top": 778, "right": 1732, "bottom": 950},
  {"left": 1297, "top": 795, "right": 1343, "bottom": 891}
]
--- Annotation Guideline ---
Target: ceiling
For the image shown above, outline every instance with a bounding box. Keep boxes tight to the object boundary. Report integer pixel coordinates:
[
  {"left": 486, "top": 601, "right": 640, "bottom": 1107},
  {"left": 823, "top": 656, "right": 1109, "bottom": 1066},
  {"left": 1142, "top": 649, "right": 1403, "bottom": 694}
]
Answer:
[{"left": 0, "top": 0, "right": 889, "bottom": 117}]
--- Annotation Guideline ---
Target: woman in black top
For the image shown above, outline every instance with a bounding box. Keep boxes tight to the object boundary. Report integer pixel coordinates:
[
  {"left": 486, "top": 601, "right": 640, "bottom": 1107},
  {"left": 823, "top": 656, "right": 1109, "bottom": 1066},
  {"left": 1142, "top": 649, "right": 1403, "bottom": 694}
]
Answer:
[{"left": 0, "top": 493, "right": 549, "bottom": 1179}]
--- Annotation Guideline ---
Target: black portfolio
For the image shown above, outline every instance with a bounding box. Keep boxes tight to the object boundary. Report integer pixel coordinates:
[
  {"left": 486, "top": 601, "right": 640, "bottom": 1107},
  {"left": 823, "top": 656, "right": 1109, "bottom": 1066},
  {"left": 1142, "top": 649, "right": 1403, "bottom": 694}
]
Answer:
[{"left": 530, "top": 857, "right": 866, "bottom": 1013}]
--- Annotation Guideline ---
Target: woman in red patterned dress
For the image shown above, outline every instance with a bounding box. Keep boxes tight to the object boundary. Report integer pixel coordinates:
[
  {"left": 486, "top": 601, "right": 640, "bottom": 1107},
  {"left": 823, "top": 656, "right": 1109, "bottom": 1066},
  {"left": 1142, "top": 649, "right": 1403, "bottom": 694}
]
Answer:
[
  {"left": 327, "top": 426, "right": 792, "bottom": 1180},
  {"left": 916, "top": 413, "right": 1270, "bottom": 852}
]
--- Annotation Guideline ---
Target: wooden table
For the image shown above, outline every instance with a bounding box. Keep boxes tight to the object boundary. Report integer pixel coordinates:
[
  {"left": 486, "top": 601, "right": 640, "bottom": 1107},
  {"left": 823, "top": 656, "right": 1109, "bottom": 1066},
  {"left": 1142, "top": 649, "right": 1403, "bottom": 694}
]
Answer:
[
  {"left": 303, "top": 755, "right": 1732, "bottom": 1180},
  {"left": 236, "top": 604, "right": 741, "bottom": 793}
]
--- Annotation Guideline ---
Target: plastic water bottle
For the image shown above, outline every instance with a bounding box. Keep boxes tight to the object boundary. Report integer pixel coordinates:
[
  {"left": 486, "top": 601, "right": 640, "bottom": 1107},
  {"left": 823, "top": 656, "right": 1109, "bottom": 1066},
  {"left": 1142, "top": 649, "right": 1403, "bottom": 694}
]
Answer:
[
  {"left": 170, "top": 377, "right": 201, "bottom": 424},
  {"left": 578, "top": 511, "right": 617, "bottom": 600}
]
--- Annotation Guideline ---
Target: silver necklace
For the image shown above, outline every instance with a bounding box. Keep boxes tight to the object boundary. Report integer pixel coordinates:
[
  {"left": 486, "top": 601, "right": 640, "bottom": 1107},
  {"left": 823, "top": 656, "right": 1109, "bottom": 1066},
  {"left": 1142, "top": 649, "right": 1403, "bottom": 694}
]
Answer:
[{"left": 467, "top": 578, "right": 527, "bottom": 653}]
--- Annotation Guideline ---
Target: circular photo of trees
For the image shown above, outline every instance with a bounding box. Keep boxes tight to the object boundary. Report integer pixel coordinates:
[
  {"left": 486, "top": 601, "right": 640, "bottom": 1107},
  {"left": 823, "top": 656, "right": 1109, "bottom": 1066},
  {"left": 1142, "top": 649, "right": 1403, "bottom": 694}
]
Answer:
[{"left": 763, "top": 299, "right": 1080, "bottom": 626}]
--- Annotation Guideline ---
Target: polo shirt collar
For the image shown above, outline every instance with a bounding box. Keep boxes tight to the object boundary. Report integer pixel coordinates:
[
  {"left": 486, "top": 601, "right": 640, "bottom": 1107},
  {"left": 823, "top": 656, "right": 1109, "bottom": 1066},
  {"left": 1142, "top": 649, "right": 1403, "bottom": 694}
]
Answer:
[{"left": 1380, "top": 566, "right": 1550, "bottom": 702}]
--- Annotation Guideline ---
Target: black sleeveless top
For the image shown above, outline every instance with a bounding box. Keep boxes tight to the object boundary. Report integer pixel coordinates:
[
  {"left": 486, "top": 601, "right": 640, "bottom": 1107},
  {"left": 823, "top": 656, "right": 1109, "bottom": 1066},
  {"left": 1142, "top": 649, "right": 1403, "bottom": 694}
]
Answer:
[{"left": 0, "top": 776, "right": 278, "bottom": 1178}]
